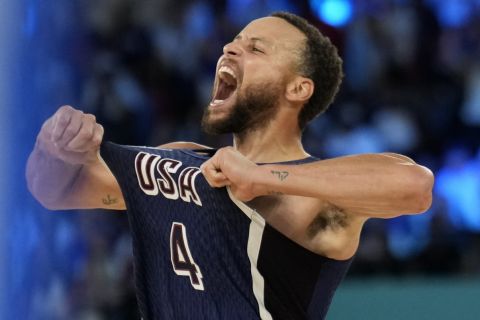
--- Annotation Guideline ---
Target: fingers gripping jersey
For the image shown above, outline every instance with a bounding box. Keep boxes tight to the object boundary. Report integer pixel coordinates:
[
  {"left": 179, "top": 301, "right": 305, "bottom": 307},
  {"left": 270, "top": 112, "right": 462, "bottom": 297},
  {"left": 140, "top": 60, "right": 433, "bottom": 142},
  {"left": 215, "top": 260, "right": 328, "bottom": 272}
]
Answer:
[{"left": 100, "top": 142, "right": 352, "bottom": 320}]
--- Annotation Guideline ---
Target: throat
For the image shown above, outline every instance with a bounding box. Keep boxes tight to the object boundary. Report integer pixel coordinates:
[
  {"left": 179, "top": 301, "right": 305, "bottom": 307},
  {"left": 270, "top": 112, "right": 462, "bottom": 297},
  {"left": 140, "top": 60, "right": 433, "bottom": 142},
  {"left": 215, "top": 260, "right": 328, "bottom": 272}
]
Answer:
[{"left": 234, "top": 131, "right": 308, "bottom": 163}]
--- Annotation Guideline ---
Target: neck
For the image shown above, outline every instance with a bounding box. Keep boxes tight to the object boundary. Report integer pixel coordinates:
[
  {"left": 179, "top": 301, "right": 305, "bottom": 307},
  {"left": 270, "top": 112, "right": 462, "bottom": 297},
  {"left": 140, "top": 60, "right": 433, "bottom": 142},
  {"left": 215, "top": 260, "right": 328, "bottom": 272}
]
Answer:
[{"left": 233, "top": 121, "right": 309, "bottom": 163}]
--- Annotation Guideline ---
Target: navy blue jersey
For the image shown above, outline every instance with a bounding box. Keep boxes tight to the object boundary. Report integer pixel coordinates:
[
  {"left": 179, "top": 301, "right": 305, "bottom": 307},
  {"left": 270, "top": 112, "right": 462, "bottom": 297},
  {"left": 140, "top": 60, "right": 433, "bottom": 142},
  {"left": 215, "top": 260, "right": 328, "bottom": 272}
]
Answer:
[{"left": 100, "top": 142, "right": 352, "bottom": 320}]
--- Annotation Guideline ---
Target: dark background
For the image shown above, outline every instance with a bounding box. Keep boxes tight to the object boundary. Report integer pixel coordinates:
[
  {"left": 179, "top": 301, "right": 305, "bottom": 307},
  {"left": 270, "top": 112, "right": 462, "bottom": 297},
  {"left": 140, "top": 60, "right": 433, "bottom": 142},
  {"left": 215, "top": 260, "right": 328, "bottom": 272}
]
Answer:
[{"left": 1, "top": 0, "right": 479, "bottom": 319}]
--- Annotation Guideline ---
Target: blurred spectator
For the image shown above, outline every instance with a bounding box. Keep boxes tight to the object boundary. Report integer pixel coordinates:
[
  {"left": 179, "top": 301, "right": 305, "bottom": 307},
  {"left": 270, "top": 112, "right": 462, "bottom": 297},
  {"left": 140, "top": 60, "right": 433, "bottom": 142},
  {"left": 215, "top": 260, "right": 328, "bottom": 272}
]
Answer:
[{"left": 435, "top": 147, "right": 480, "bottom": 232}]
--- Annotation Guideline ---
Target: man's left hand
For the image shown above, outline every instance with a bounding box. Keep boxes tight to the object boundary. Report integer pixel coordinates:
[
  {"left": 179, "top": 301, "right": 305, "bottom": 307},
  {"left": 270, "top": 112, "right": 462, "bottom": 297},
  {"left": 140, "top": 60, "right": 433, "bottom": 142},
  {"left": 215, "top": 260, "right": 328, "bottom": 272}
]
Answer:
[{"left": 200, "top": 147, "right": 262, "bottom": 202}]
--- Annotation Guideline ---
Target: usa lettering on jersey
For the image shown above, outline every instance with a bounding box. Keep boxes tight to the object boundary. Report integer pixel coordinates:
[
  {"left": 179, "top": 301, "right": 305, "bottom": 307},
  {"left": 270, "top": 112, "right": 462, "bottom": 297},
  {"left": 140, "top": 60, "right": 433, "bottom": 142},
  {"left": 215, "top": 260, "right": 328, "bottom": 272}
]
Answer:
[{"left": 134, "top": 152, "right": 202, "bottom": 206}]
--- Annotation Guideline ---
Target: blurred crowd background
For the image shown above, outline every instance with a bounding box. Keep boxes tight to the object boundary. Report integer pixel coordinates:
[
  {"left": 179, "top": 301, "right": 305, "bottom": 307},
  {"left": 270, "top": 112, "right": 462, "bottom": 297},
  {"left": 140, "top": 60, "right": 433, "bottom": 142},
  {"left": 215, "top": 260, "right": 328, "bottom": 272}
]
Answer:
[{"left": 2, "top": 0, "right": 480, "bottom": 319}]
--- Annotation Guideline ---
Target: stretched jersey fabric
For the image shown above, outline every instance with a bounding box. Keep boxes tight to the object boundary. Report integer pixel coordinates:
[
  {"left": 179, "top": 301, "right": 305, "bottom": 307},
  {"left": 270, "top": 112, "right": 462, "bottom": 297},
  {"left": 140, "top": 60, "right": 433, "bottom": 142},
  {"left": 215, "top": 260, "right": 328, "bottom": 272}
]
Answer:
[{"left": 100, "top": 142, "right": 353, "bottom": 320}]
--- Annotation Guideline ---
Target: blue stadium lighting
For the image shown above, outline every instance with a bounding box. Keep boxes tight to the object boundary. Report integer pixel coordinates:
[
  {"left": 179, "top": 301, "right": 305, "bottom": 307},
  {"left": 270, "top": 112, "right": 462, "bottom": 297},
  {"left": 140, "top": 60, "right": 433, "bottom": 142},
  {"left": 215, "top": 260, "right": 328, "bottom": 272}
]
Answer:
[
  {"left": 309, "top": 0, "right": 353, "bottom": 27},
  {"left": 437, "top": 0, "right": 471, "bottom": 28},
  {"left": 24, "top": 1, "right": 38, "bottom": 37}
]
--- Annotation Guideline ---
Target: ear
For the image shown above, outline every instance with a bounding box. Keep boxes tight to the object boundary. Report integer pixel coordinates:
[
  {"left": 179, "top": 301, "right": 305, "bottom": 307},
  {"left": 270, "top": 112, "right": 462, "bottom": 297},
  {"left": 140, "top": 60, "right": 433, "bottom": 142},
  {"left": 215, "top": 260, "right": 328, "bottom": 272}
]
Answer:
[{"left": 285, "top": 76, "right": 314, "bottom": 104}]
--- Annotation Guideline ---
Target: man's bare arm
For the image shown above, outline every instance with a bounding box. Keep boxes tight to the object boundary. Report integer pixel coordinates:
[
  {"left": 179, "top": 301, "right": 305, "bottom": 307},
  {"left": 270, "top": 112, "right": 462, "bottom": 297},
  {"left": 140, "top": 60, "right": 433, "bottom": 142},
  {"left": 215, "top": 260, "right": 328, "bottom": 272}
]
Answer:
[
  {"left": 201, "top": 147, "right": 434, "bottom": 218},
  {"left": 26, "top": 106, "right": 210, "bottom": 211},
  {"left": 25, "top": 106, "right": 126, "bottom": 210}
]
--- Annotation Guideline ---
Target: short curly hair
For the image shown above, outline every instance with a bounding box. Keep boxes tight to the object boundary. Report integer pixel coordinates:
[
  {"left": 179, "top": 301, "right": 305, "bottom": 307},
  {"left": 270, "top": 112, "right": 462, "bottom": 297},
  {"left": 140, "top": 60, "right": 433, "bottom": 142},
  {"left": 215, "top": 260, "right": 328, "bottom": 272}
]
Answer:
[{"left": 270, "top": 12, "right": 343, "bottom": 130}]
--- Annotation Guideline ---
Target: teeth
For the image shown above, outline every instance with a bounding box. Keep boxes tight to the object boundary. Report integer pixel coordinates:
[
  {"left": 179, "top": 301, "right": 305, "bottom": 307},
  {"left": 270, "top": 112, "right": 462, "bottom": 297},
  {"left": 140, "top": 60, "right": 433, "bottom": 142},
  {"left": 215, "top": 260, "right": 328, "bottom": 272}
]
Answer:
[
  {"left": 210, "top": 99, "right": 224, "bottom": 106},
  {"left": 219, "top": 66, "right": 236, "bottom": 79}
]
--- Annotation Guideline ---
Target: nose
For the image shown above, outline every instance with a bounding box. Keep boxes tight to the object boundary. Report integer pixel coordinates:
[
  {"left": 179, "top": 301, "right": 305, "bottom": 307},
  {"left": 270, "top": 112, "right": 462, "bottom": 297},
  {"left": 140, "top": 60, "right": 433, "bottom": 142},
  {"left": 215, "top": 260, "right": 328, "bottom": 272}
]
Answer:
[{"left": 223, "top": 41, "right": 242, "bottom": 57}]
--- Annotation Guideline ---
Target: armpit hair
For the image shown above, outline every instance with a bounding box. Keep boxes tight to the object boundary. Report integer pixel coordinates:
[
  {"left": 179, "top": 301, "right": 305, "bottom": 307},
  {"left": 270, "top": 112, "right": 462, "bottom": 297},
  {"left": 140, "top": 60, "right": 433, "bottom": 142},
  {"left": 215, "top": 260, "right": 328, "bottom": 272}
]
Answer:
[{"left": 307, "top": 203, "right": 348, "bottom": 238}]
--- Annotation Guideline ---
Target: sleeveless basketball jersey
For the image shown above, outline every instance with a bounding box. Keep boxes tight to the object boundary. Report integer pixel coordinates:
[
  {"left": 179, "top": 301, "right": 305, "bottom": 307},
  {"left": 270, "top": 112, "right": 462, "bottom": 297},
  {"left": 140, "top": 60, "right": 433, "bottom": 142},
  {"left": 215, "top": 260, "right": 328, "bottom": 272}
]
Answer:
[{"left": 100, "top": 142, "right": 352, "bottom": 320}]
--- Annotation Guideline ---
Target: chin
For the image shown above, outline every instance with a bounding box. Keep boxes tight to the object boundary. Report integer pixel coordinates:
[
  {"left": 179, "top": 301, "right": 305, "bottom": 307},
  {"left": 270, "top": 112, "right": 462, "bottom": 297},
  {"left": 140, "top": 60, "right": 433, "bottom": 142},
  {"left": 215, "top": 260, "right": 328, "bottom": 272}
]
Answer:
[{"left": 201, "top": 110, "right": 231, "bottom": 135}]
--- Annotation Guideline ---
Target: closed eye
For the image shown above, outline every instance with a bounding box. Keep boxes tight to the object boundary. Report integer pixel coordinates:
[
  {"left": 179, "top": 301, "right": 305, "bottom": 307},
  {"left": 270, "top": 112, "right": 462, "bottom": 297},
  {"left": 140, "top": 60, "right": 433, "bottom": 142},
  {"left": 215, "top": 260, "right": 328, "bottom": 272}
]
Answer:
[{"left": 252, "top": 46, "right": 264, "bottom": 54}]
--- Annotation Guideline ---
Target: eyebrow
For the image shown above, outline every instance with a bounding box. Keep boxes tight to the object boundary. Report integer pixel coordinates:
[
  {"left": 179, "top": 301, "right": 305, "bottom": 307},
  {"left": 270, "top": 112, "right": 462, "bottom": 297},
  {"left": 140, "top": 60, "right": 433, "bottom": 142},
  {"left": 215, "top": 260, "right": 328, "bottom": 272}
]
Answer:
[{"left": 234, "top": 34, "right": 272, "bottom": 46}]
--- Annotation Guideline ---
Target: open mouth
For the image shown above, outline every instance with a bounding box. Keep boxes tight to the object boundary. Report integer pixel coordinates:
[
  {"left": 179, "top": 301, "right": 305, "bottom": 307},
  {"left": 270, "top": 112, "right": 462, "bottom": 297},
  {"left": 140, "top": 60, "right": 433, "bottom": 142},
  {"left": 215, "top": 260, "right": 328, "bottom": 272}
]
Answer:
[{"left": 210, "top": 65, "right": 238, "bottom": 106}]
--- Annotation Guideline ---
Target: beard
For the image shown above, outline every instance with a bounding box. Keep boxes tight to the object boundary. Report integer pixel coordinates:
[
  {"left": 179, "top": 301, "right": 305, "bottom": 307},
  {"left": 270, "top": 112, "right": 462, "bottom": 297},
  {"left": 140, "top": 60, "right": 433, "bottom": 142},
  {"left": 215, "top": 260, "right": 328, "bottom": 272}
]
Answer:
[{"left": 201, "top": 81, "right": 282, "bottom": 136}]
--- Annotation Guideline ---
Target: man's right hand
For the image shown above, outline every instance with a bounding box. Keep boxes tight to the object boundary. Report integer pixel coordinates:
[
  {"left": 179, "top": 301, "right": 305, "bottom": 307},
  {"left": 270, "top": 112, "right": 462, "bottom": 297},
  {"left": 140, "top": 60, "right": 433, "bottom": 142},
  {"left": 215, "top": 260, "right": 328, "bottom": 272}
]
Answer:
[
  {"left": 27, "top": 105, "right": 126, "bottom": 210},
  {"left": 37, "top": 105, "right": 104, "bottom": 165},
  {"left": 28, "top": 106, "right": 208, "bottom": 210}
]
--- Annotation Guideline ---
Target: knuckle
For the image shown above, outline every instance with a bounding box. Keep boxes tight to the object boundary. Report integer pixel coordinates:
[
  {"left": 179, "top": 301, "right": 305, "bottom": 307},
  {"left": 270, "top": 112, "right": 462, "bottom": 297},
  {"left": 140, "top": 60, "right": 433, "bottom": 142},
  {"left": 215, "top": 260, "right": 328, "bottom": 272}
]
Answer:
[
  {"left": 92, "top": 132, "right": 103, "bottom": 144},
  {"left": 59, "top": 105, "right": 73, "bottom": 112},
  {"left": 84, "top": 113, "right": 96, "bottom": 122},
  {"left": 58, "top": 105, "right": 75, "bottom": 118},
  {"left": 73, "top": 109, "right": 84, "bottom": 118},
  {"left": 92, "top": 137, "right": 102, "bottom": 146}
]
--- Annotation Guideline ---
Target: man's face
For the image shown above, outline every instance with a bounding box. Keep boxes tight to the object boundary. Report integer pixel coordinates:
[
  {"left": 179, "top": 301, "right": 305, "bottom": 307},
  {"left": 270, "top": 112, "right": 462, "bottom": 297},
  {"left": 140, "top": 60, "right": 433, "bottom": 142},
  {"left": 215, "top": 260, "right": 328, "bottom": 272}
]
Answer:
[{"left": 201, "top": 17, "right": 306, "bottom": 135}]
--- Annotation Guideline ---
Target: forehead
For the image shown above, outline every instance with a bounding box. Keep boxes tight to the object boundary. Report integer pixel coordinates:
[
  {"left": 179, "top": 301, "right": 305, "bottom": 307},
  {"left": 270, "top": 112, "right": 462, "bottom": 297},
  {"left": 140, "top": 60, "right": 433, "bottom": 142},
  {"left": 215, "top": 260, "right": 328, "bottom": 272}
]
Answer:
[{"left": 239, "top": 17, "right": 306, "bottom": 50}]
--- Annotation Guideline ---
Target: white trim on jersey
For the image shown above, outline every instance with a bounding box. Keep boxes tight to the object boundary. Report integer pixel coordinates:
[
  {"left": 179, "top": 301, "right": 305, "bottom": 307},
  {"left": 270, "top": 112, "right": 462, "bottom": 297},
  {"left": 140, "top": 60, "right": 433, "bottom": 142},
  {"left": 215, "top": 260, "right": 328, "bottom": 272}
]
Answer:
[{"left": 226, "top": 187, "right": 273, "bottom": 320}]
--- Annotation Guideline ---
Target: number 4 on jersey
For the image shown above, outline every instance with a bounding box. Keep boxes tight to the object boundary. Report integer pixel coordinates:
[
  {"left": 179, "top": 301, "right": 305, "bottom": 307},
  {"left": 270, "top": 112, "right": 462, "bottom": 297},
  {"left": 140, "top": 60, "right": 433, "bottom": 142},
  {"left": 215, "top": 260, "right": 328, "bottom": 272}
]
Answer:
[{"left": 170, "top": 222, "right": 204, "bottom": 291}]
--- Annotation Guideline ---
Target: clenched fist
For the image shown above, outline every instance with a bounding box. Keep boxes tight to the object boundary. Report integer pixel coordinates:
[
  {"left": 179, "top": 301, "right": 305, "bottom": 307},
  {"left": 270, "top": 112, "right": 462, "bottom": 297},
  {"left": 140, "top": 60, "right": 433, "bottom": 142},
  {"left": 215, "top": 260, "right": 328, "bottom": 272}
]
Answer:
[
  {"left": 200, "top": 147, "right": 264, "bottom": 202},
  {"left": 37, "top": 105, "right": 104, "bottom": 165}
]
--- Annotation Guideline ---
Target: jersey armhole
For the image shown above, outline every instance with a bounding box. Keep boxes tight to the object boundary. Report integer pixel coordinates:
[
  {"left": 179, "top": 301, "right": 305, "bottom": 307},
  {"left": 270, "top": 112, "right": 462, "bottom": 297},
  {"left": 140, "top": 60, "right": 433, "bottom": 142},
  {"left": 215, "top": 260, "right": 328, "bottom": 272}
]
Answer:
[{"left": 157, "top": 141, "right": 213, "bottom": 150}]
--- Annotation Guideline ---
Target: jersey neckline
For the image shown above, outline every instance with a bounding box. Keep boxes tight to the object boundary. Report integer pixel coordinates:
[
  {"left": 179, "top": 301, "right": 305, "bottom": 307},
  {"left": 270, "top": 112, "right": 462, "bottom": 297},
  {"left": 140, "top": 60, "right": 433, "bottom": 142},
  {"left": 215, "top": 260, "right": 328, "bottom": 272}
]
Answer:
[{"left": 179, "top": 148, "right": 319, "bottom": 164}]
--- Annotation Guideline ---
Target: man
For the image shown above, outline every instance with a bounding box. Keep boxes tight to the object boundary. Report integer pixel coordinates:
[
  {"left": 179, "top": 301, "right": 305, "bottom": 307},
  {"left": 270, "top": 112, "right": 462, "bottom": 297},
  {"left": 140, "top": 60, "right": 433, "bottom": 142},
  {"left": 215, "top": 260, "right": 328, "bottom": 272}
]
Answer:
[{"left": 26, "top": 12, "right": 433, "bottom": 320}]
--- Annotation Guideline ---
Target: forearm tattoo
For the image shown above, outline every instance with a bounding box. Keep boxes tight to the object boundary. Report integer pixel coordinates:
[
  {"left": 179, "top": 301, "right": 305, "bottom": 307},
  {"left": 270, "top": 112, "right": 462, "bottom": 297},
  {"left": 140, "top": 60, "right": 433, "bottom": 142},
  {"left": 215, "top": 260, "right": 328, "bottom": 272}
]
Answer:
[
  {"left": 271, "top": 170, "right": 289, "bottom": 181},
  {"left": 102, "top": 194, "right": 118, "bottom": 205}
]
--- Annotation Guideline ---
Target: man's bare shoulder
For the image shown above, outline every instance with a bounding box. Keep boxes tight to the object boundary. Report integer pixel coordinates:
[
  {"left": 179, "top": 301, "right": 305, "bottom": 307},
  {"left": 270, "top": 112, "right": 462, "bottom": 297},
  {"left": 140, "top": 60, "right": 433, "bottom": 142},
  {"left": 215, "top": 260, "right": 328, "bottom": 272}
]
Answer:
[{"left": 157, "top": 141, "right": 213, "bottom": 150}]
